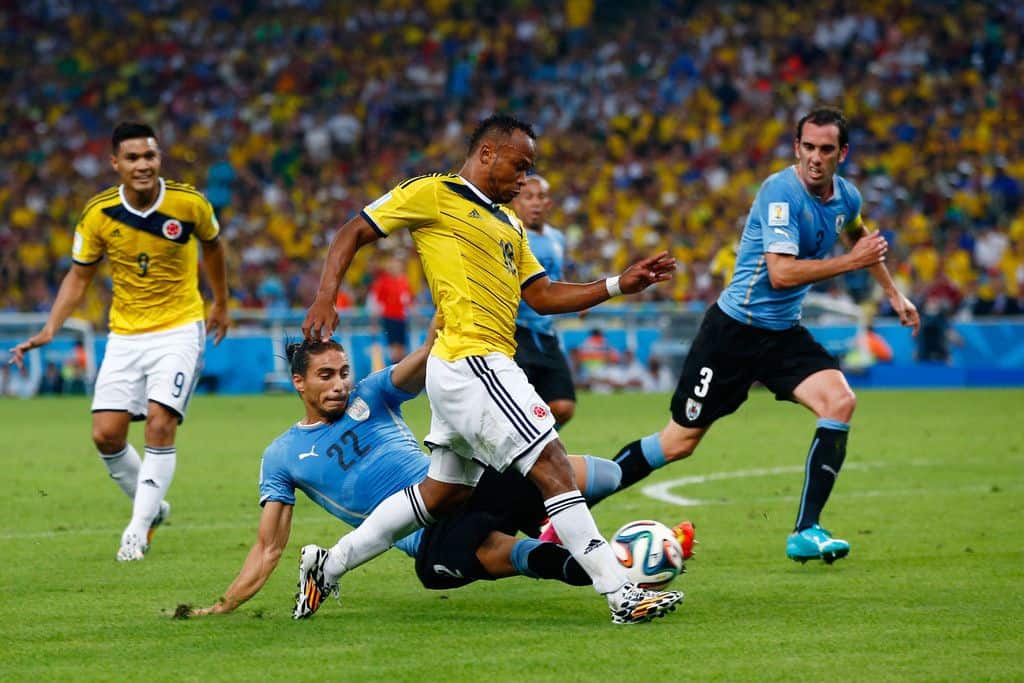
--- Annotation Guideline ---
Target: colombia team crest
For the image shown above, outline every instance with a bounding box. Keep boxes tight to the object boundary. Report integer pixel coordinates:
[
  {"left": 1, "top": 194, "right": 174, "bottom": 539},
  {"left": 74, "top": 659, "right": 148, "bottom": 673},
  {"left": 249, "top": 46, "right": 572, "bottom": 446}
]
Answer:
[
  {"left": 162, "top": 219, "right": 183, "bottom": 240},
  {"left": 530, "top": 403, "right": 548, "bottom": 420},
  {"left": 346, "top": 397, "right": 370, "bottom": 421}
]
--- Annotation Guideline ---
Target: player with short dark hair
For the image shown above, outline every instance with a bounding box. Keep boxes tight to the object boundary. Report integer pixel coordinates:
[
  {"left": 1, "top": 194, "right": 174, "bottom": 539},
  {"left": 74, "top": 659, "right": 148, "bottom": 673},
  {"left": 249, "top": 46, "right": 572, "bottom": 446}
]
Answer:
[
  {"left": 9, "top": 121, "right": 229, "bottom": 562},
  {"left": 185, "top": 323, "right": 629, "bottom": 616},
  {"left": 299, "top": 113, "right": 681, "bottom": 624},
  {"left": 606, "top": 106, "right": 920, "bottom": 563},
  {"left": 511, "top": 174, "right": 577, "bottom": 428}
]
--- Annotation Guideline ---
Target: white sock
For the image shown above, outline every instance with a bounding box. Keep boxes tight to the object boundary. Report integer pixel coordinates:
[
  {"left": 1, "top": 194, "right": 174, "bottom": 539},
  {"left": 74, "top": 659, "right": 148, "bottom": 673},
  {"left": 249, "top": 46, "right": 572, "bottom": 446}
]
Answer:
[
  {"left": 324, "top": 485, "right": 433, "bottom": 582},
  {"left": 99, "top": 444, "right": 141, "bottom": 499},
  {"left": 123, "top": 445, "right": 176, "bottom": 543},
  {"left": 545, "top": 490, "right": 628, "bottom": 596}
]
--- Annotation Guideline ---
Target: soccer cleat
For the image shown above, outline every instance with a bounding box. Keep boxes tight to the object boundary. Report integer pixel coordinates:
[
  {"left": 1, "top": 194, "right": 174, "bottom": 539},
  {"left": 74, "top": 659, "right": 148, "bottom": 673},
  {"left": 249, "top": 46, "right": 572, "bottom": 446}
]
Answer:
[
  {"left": 786, "top": 524, "right": 850, "bottom": 564},
  {"left": 610, "top": 583, "right": 684, "bottom": 624},
  {"left": 147, "top": 500, "right": 171, "bottom": 545},
  {"left": 293, "top": 544, "right": 339, "bottom": 619},
  {"left": 672, "top": 520, "right": 696, "bottom": 561},
  {"left": 537, "top": 518, "right": 561, "bottom": 544},
  {"left": 116, "top": 532, "right": 148, "bottom": 562}
]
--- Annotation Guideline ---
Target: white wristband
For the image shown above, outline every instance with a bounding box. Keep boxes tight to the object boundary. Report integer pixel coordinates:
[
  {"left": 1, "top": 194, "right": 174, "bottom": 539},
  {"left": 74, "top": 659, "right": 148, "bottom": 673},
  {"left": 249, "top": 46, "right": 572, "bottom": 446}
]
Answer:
[{"left": 605, "top": 275, "right": 622, "bottom": 298}]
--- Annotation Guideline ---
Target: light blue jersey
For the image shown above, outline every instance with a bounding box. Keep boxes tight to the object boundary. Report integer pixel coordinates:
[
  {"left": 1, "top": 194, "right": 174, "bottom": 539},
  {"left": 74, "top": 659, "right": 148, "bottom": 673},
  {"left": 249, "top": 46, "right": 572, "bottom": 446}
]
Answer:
[
  {"left": 718, "top": 166, "right": 862, "bottom": 330},
  {"left": 258, "top": 366, "right": 428, "bottom": 557},
  {"left": 515, "top": 224, "right": 567, "bottom": 337}
]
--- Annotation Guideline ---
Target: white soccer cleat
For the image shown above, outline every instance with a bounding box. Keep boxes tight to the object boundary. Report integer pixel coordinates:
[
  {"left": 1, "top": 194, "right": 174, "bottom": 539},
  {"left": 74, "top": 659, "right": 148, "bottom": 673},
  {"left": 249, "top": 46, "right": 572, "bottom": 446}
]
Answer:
[
  {"left": 147, "top": 500, "right": 171, "bottom": 545},
  {"left": 609, "top": 582, "right": 684, "bottom": 624},
  {"left": 116, "top": 532, "right": 148, "bottom": 562},
  {"left": 293, "top": 544, "right": 339, "bottom": 619}
]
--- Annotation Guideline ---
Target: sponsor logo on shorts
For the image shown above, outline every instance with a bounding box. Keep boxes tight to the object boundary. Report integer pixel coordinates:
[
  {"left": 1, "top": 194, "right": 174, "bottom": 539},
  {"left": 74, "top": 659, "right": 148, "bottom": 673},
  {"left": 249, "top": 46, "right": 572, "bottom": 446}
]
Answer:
[
  {"left": 162, "top": 219, "right": 183, "bottom": 240},
  {"left": 433, "top": 564, "right": 464, "bottom": 578},
  {"left": 346, "top": 397, "right": 370, "bottom": 421},
  {"left": 685, "top": 398, "right": 702, "bottom": 421},
  {"left": 531, "top": 403, "right": 548, "bottom": 419}
]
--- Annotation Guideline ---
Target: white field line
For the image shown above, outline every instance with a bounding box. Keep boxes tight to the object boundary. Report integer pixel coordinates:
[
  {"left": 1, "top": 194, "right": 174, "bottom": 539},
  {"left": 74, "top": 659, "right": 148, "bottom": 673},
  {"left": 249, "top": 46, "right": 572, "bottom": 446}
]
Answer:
[{"left": 639, "top": 459, "right": 992, "bottom": 507}]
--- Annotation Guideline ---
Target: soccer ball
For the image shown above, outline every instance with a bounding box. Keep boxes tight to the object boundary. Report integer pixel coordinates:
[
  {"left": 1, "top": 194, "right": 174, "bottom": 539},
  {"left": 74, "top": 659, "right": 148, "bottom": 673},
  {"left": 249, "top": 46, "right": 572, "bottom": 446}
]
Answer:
[{"left": 611, "top": 520, "right": 685, "bottom": 590}]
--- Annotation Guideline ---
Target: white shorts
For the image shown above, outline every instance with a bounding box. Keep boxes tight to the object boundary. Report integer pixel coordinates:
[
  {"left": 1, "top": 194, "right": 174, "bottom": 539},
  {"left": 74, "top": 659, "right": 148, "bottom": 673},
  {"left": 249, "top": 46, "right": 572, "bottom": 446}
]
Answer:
[
  {"left": 92, "top": 321, "right": 205, "bottom": 421},
  {"left": 424, "top": 352, "right": 557, "bottom": 486}
]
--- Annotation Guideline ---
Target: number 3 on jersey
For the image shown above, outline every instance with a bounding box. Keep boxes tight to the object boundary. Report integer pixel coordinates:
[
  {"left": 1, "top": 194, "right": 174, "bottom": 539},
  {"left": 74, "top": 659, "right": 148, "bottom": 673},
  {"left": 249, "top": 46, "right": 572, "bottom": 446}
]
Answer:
[{"left": 693, "top": 366, "right": 713, "bottom": 398}]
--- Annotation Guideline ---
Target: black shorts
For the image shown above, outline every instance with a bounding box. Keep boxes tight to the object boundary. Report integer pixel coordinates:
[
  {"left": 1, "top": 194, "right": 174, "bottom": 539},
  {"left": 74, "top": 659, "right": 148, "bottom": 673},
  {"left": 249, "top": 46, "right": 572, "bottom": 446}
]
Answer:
[
  {"left": 381, "top": 318, "right": 408, "bottom": 347},
  {"left": 414, "top": 467, "right": 546, "bottom": 590},
  {"left": 670, "top": 303, "right": 840, "bottom": 428},
  {"left": 514, "top": 325, "right": 576, "bottom": 403}
]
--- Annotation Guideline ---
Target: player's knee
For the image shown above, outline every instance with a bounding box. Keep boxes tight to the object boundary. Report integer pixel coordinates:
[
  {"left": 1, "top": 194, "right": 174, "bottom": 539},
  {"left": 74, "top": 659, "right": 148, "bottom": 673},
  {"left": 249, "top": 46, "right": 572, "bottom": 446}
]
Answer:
[
  {"left": 551, "top": 401, "right": 575, "bottom": 426},
  {"left": 827, "top": 388, "right": 857, "bottom": 422},
  {"left": 144, "top": 413, "right": 178, "bottom": 446},
  {"left": 92, "top": 427, "right": 126, "bottom": 454}
]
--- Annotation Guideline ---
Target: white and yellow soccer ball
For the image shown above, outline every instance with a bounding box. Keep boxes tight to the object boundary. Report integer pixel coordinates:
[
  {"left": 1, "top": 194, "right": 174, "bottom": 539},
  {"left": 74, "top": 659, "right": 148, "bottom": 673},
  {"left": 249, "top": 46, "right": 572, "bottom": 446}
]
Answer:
[{"left": 611, "top": 520, "right": 685, "bottom": 590}]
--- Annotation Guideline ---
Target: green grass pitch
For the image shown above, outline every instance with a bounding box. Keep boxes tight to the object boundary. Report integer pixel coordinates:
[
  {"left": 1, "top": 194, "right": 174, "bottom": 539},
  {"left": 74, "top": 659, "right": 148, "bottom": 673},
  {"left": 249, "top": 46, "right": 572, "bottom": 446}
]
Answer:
[{"left": 1, "top": 388, "right": 1021, "bottom": 681}]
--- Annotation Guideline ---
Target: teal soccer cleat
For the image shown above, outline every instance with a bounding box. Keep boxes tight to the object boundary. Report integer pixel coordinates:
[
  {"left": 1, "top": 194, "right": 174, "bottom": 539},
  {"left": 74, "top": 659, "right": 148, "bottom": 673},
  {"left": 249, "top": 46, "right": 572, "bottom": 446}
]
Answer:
[{"left": 786, "top": 525, "right": 850, "bottom": 564}]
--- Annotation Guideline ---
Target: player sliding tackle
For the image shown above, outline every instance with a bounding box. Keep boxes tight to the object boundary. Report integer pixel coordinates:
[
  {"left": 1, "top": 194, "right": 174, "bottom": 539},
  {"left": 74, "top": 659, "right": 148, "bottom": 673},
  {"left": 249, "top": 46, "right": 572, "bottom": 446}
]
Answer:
[
  {"left": 300, "top": 114, "right": 681, "bottom": 624},
  {"left": 183, "top": 322, "right": 691, "bottom": 617}
]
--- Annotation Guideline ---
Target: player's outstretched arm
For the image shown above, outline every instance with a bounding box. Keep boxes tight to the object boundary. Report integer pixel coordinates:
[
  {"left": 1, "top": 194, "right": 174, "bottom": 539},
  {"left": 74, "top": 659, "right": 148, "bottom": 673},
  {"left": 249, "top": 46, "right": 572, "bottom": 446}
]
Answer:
[
  {"left": 200, "top": 238, "right": 230, "bottom": 345},
  {"left": 8, "top": 262, "right": 98, "bottom": 369},
  {"left": 189, "top": 502, "right": 293, "bottom": 616},
  {"left": 842, "top": 225, "right": 920, "bottom": 336},
  {"left": 523, "top": 251, "right": 676, "bottom": 315},
  {"left": 391, "top": 313, "right": 441, "bottom": 395},
  {"left": 303, "top": 215, "right": 382, "bottom": 341}
]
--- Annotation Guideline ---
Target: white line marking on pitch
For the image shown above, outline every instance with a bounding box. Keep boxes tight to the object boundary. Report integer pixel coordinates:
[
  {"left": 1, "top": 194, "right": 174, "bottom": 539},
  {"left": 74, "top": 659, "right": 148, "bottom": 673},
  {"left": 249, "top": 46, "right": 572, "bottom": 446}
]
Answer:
[{"left": 640, "top": 460, "right": 954, "bottom": 506}]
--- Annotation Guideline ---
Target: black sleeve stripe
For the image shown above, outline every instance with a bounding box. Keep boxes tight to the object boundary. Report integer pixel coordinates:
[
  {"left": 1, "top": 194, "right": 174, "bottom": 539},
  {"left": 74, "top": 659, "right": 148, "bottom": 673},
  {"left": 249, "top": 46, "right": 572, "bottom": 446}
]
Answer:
[
  {"left": 198, "top": 234, "right": 220, "bottom": 244},
  {"left": 360, "top": 210, "right": 387, "bottom": 237},
  {"left": 520, "top": 271, "right": 547, "bottom": 290},
  {"left": 80, "top": 188, "right": 120, "bottom": 218},
  {"left": 72, "top": 256, "right": 104, "bottom": 266}
]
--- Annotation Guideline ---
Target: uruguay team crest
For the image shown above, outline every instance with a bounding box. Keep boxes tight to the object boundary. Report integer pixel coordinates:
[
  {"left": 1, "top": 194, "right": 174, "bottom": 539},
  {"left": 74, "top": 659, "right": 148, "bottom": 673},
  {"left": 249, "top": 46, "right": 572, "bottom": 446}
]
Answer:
[
  {"left": 346, "top": 397, "right": 370, "bottom": 421},
  {"left": 162, "top": 219, "right": 183, "bottom": 239},
  {"left": 835, "top": 214, "right": 846, "bottom": 233},
  {"left": 685, "top": 398, "right": 702, "bottom": 421}
]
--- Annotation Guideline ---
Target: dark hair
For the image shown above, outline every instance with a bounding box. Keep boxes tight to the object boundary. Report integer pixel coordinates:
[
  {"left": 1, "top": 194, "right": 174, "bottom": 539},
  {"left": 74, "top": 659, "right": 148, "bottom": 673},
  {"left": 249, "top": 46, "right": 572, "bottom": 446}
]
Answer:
[
  {"left": 467, "top": 113, "right": 536, "bottom": 155},
  {"left": 286, "top": 338, "right": 345, "bottom": 377},
  {"left": 112, "top": 121, "right": 157, "bottom": 154},
  {"left": 795, "top": 107, "right": 848, "bottom": 148}
]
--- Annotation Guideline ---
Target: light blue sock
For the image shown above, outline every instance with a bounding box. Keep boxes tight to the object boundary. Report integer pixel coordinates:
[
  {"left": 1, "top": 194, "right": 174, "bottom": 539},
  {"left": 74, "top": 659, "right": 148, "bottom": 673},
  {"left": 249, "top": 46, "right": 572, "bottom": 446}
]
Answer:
[
  {"left": 582, "top": 455, "right": 622, "bottom": 502},
  {"left": 640, "top": 433, "right": 667, "bottom": 469},
  {"left": 511, "top": 538, "right": 542, "bottom": 578}
]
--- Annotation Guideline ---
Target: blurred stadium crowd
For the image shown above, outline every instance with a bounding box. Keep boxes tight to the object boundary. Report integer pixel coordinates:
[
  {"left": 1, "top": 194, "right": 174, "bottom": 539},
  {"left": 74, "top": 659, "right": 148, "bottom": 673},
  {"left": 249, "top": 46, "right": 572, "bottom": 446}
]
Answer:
[{"left": 2, "top": 0, "right": 1023, "bottom": 330}]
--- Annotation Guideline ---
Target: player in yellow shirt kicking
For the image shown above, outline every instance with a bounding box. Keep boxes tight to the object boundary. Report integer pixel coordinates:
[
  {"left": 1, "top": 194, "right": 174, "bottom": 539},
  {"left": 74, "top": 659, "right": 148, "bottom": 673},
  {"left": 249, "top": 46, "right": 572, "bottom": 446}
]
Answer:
[
  {"left": 299, "top": 114, "right": 680, "bottom": 624},
  {"left": 9, "top": 122, "right": 229, "bottom": 562}
]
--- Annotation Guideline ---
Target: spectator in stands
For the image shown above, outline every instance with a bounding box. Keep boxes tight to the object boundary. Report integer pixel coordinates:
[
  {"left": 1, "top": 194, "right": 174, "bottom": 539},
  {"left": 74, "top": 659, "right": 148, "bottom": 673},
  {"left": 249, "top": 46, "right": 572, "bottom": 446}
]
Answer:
[
  {"left": 916, "top": 296, "right": 964, "bottom": 363},
  {"left": 572, "top": 329, "right": 621, "bottom": 390},
  {"left": 368, "top": 255, "right": 414, "bottom": 365}
]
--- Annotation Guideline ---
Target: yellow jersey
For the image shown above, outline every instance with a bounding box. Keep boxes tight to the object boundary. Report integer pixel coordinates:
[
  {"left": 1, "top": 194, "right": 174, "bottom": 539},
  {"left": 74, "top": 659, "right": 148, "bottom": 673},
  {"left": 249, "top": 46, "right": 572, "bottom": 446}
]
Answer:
[
  {"left": 71, "top": 178, "right": 220, "bottom": 334},
  {"left": 363, "top": 174, "right": 545, "bottom": 361}
]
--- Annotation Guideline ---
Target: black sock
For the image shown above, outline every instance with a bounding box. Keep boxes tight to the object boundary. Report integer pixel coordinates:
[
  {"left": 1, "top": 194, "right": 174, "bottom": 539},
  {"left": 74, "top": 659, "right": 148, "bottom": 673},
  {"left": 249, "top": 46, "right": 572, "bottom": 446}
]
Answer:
[
  {"left": 527, "top": 543, "right": 591, "bottom": 586},
  {"left": 794, "top": 422, "right": 849, "bottom": 531},
  {"left": 613, "top": 440, "right": 653, "bottom": 492}
]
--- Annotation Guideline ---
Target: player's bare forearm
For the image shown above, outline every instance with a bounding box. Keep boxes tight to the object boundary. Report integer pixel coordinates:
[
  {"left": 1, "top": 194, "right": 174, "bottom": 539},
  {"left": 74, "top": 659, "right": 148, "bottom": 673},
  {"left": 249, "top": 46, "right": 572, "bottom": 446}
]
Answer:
[
  {"left": 524, "top": 252, "right": 675, "bottom": 314},
  {"left": 200, "top": 238, "right": 229, "bottom": 305},
  {"left": 193, "top": 502, "right": 292, "bottom": 616},
  {"left": 304, "top": 216, "right": 381, "bottom": 340},
  {"left": 314, "top": 215, "right": 380, "bottom": 303},
  {"left": 524, "top": 279, "right": 613, "bottom": 314},
  {"left": 9, "top": 263, "right": 97, "bottom": 367},
  {"left": 765, "top": 253, "right": 857, "bottom": 289}
]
